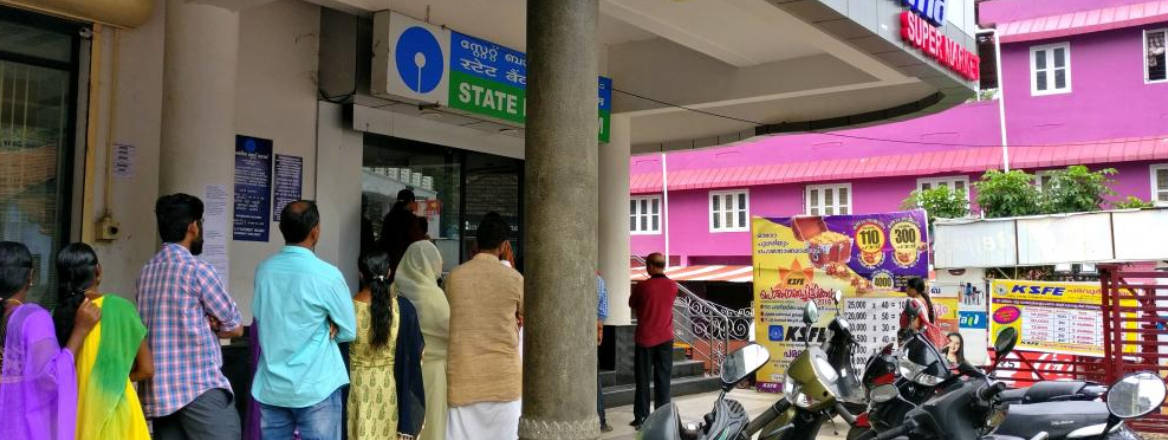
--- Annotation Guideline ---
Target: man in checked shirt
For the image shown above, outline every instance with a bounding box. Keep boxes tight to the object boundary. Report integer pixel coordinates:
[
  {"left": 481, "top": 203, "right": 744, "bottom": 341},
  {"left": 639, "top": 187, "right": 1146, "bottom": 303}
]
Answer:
[{"left": 137, "top": 194, "right": 244, "bottom": 439}]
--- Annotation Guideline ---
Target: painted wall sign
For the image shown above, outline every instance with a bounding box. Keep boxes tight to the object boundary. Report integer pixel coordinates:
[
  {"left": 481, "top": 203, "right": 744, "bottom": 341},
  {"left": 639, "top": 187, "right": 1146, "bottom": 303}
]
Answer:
[
  {"left": 751, "top": 210, "right": 930, "bottom": 391},
  {"left": 902, "top": 0, "right": 945, "bottom": 27},
  {"left": 233, "top": 135, "right": 272, "bottom": 242},
  {"left": 272, "top": 154, "right": 303, "bottom": 222},
  {"left": 900, "top": 11, "right": 980, "bottom": 81},
  {"left": 374, "top": 11, "right": 613, "bottom": 142}
]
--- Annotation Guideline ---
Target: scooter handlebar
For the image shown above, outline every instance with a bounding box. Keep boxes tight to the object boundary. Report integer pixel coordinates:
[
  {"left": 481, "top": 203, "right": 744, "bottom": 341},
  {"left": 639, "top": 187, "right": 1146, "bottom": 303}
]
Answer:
[
  {"left": 978, "top": 382, "right": 1008, "bottom": 403},
  {"left": 834, "top": 402, "right": 857, "bottom": 426},
  {"left": 745, "top": 397, "right": 792, "bottom": 436},
  {"left": 873, "top": 420, "right": 916, "bottom": 440}
]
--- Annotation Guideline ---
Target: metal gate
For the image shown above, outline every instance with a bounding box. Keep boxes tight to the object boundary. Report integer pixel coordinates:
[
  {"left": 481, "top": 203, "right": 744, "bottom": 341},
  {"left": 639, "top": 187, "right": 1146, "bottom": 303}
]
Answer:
[{"left": 1100, "top": 265, "right": 1168, "bottom": 433}]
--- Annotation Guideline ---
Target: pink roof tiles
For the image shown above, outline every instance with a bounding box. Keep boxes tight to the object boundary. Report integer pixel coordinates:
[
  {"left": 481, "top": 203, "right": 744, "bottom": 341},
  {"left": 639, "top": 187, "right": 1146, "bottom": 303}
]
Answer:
[
  {"left": 629, "top": 136, "right": 1168, "bottom": 194},
  {"left": 996, "top": 0, "right": 1168, "bottom": 42}
]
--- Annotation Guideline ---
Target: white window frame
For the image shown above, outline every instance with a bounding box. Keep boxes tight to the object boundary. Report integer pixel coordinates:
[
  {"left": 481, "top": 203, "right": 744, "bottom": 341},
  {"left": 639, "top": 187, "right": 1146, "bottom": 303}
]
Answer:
[
  {"left": 1151, "top": 164, "right": 1168, "bottom": 206},
  {"left": 916, "top": 176, "right": 971, "bottom": 200},
  {"left": 1145, "top": 29, "right": 1168, "bottom": 84},
  {"left": 629, "top": 195, "right": 662, "bottom": 235},
  {"left": 709, "top": 189, "right": 750, "bottom": 233},
  {"left": 1034, "top": 170, "right": 1058, "bottom": 192},
  {"left": 1030, "top": 42, "right": 1072, "bottom": 96},
  {"left": 805, "top": 183, "right": 853, "bottom": 216}
]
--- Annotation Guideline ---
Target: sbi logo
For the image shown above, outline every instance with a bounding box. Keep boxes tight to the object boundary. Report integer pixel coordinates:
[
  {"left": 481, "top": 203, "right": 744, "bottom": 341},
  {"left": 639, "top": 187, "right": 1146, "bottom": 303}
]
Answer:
[{"left": 395, "top": 26, "right": 444, "bottom": 94}]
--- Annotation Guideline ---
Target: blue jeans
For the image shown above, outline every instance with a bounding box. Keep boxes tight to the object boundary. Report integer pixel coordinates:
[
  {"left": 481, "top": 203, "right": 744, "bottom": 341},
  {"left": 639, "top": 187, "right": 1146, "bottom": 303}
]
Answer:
[{"left": 259, "top": 387, "right": 344, "bottom": 440}]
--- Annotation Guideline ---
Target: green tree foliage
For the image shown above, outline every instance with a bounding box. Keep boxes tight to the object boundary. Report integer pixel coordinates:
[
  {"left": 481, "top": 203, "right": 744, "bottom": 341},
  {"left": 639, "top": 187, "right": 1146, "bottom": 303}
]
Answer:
[
  {"left": 901, "top": 186, "right": 969, "bottom": 225},
  {"left": 1112, "top": 196, "right": 1155, "bottom": 209},
  {"left": 974, "top": 170, "right": 1044, "bottom": 218},
  {"left": 1040, "top": 165, "right": 1116, "bottom": 214}
]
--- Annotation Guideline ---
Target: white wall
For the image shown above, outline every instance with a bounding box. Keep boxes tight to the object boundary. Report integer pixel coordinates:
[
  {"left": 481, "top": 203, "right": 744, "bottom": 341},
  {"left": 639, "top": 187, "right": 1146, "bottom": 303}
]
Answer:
[
  {"left": 229, "top": 0, "right": 322, "bottom": 319},
  {"left": 86, "top": 0, "right": 323, "bottom": 321}
]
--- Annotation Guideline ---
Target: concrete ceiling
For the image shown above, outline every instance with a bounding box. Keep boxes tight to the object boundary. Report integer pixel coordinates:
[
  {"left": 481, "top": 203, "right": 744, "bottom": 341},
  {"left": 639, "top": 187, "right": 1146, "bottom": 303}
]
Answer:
[{"left": 312, "top": 0, "right": 977, "bottom": 150}]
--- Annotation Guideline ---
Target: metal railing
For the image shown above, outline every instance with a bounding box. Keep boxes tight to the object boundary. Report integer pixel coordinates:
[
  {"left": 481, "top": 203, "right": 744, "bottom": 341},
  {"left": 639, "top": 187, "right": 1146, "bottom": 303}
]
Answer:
[{"left": 632, "top": 256, "right": 754, "bottom": 375}]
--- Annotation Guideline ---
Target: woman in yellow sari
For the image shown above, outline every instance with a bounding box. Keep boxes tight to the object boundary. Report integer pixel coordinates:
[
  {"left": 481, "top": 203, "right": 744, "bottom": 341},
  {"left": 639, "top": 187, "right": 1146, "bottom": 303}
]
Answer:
[{"left": 52, "top": 243, "right": 153, "bottom": 440}]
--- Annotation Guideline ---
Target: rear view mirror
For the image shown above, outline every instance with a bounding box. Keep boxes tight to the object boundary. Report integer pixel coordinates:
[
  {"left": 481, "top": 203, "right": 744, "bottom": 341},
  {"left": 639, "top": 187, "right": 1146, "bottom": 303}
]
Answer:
[
  {"left": 802, "top": 301, "right": 819, "bottom": 326},
  {"left": 1106, "top": 372, "right": 1167, "bottom": 419},
  {"left": 833, "top": 290, "right": 843, "bottom": 305},
  {"left": 720, "top": 343, "right": 771, "bottom": 389},
  {"left": 994, "top": 327, "right": 1018, "bottom": 358}
]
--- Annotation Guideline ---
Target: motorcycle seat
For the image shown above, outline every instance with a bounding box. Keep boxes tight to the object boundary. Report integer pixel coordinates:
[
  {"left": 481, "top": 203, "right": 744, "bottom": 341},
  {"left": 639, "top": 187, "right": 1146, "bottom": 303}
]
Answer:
[
  {"left": 1000, "top": 381, "right": 1092, "bottom": 404},
  {"left": 997, "top": 401, "right": 1110, "bottom": 440}
]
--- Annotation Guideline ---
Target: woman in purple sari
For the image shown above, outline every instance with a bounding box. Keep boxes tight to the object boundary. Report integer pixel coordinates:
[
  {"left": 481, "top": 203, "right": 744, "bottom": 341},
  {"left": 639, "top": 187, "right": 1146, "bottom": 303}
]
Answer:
[{"left": 0, "top": 241, "right": 100, "bottom": 440}]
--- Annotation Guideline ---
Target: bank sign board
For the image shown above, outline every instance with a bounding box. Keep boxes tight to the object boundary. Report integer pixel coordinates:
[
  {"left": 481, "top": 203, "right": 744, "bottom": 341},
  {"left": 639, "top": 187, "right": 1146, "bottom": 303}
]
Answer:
[{"left": 373, "top": 11, "right": 613, "bottom": 143}]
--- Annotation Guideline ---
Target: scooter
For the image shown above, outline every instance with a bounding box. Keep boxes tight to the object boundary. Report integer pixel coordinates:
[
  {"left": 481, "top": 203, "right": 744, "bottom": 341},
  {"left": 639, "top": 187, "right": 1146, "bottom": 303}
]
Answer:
[
  {"left": 851, "top": 319, "right": 1145, "bottom": 440},
  {"left": 753, "top": 296, "right": 863, "bottom": 440},
  {"left": 637, "top": 343, "right": 775, "bottom": 439},
  {"left": 870, "top": 369, "right": 1166, "bottom": 440}
]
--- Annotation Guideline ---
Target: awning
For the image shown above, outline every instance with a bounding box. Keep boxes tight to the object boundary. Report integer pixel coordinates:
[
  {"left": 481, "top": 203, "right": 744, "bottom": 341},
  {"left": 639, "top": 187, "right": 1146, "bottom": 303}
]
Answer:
[
  {"left": 630, "top": 265, "right": 753, "bottom": 283},
  {"left": 631, "top": 136, "right": 1168, "bottom": 193},
  {"left": 997, "top": 0, "right": 1168, "bottom": 43}
]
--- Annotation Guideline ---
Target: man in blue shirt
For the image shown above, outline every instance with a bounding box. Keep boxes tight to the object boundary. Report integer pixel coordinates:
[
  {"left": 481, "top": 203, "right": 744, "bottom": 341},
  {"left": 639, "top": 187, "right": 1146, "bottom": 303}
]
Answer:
[
  {"left": 597, "top": 272, "right": 611, "bottom": 433},
  {"left": 252, "top": 201, "right": 357, "bottom": 439}
]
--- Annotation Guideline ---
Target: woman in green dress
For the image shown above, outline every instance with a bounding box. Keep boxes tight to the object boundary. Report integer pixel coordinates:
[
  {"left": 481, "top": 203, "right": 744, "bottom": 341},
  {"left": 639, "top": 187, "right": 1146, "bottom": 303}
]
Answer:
[
  {"left": 394, "top": 240, "right": 449, "bottom": 440},
  {"left": 348, "top": 250, "right": 424, "bottom": 439}
]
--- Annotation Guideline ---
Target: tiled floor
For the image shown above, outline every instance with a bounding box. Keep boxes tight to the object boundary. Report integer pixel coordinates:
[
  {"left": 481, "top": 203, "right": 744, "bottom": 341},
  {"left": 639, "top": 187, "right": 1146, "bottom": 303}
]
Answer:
[{"left": 601, "top": 389, "right": 850, "bottom": 440}]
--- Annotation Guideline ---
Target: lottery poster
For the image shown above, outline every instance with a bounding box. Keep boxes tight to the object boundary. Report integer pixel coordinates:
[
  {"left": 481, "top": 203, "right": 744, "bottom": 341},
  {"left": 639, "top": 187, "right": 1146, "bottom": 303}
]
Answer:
[
  {"left": 990, "top": 279, "right": 1137, "bottom": 357},
  {"left": 752, "top": 210, "right": 929, "bottom": 391}
]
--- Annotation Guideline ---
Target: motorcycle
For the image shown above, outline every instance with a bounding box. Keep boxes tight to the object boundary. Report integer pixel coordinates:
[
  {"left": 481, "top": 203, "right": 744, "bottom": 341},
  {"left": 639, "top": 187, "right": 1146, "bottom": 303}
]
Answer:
[
  {"left": 851, "top": 321, "right": 1144, "bottom": 440},
  {"left": 637, "top": 343, "right": 774, "bottom": 439},
  {"left": 754, "top": 296, "right": 863, "bottom": 440},
  {"left": 869, "top": 370, "right": 1166, "bottom": 440}
]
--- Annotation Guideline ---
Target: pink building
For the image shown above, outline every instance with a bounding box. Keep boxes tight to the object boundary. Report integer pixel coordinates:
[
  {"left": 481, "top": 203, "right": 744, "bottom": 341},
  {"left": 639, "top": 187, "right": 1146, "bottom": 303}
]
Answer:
[{"left": 630, "top": 0, "right": 1168, "bottom": 274}]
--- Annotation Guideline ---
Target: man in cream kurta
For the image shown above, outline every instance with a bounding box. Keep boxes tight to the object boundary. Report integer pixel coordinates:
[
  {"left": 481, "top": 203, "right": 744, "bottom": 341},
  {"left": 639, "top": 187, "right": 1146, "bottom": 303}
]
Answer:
[{"left": 445, "top": 213, "right": 524, "bottom": 440}]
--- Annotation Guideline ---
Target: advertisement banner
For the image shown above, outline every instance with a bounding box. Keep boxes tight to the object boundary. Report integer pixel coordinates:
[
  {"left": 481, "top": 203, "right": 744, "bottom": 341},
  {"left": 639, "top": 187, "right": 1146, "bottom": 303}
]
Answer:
[
  {"left": 990, "top": 279, "right": 1136, "bottom": 357},
  {"left": 752, "top": 210, "right": 929, "bottom": 391}
]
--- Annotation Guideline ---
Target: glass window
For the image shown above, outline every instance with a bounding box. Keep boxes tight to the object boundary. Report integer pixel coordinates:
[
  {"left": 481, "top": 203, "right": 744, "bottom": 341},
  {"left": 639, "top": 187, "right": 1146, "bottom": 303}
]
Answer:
[
  {"left": 1147, "top": 30, "right": 1167, "bottom": 82},
  {"left": 917, "top": 176, "right": 971, "bottom": 201},
  {"left": 0, "top": 14, "right": 77, "bottom": 307},
  {"left": 1152, "top": 165, "right": 1168, "bottom": 205},
  {"left": 1031, "top": 43, "right": 1071, "bottom": 95},
  {"left": 806, "top": 183, "right": 852, "bottom": 216},
  {"left": 709, "top": 190, "right": 748, "bottom": 232},
  {"left": 630, "top": 195, "right": 661, "bottom": 234}
]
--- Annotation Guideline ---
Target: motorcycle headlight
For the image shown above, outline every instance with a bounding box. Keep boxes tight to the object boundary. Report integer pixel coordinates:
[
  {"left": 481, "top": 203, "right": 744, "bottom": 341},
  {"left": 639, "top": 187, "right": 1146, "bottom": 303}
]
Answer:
[
  {"left": 784, "top": 375, "right": 811, "bottom": 408},
  {"left": 870, "top": 384, "right": 899, "bottom": 403},
  {"left": 898, "top": 357, "right": 945, "bottom": 386},
  {"left": 812, "top": 356, "right": 841, "bottom": 385}
]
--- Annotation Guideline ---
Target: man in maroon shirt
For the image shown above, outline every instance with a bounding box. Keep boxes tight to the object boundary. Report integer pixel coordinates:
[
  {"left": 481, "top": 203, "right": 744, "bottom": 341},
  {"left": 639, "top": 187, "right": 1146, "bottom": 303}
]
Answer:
[{"left": 629, "top": 253, "right": 679, "bottom": 427}]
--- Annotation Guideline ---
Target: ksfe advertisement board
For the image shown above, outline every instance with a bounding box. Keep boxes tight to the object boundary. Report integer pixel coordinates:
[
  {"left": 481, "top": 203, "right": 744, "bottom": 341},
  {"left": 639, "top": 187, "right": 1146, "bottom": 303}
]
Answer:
[
  {"left": 752, "top": 210, "right": 929, "bottom": 391},
  {"left": 990, "top": 279, "right": 1136, "bottom": 357},
  {"left": 373, "top": 11, "right": 613, "bottom": 142}
]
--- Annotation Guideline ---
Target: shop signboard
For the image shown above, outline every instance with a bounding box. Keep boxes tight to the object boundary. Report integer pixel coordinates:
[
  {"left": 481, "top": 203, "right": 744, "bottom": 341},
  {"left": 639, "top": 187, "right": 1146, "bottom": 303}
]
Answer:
[
  {"left": 900, "top": 11, "right": 980, "bottom": 81},
  {"left": 751, "top": 210, "right": 929, "bottom": 391},
  {"left": 374, "top": 11, "right": 613, "bottom": 142},
  {"left": 989, "top": 279, "right": 1137, "bottom": 357},
  {"left": 901, "top": 0, "right": 946, "bottom": 27}
]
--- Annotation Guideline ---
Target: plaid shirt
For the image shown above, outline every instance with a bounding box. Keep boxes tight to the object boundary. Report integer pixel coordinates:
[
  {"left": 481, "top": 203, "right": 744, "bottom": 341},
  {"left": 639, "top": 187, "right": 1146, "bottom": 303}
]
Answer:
[{"left": 136, "top": 243, "right": 242, "bottom": 418}]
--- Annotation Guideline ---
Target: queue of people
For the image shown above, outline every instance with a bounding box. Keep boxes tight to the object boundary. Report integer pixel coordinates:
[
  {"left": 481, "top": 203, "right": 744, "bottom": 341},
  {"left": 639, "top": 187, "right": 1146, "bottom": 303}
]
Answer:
[{"left": 0, "top": 189, "right": 529, "bottom": 440}]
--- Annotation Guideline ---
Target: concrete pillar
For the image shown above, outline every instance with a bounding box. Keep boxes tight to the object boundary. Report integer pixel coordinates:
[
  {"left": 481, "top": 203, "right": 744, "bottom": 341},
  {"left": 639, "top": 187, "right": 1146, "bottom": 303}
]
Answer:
[
  {"left": 159, "top": 0, "right": 238, "bottom": 196},
  {"left": 520, "top": 1, "right": 600, "bottom": 439},
  {"left": 599, "top": 114, "right": 632, "bottom": 326}
]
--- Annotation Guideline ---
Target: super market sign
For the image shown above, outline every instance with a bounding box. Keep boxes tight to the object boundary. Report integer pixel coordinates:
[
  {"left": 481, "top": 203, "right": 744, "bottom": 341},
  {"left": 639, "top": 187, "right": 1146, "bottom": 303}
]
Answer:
[{"left": 373, "top": 11, "right": 613, "bottom": 143}]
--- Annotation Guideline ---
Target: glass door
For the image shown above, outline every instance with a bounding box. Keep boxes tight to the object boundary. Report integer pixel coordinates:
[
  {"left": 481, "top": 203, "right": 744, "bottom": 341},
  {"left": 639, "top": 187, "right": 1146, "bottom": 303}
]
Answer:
[{"left": 0, "top": 9, "right": 80, "bottom": 305}]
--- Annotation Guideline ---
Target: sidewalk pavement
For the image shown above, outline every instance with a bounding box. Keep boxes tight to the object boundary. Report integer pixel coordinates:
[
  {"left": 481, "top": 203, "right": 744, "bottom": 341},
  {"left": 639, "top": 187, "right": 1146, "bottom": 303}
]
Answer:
[{"left": 602, "top": 389, "right": 850, "bottom": 440}]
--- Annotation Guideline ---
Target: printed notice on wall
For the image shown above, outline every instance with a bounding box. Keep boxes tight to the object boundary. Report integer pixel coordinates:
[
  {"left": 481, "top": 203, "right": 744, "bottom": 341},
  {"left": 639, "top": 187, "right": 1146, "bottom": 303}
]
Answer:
[
  {"left": 272, "top": 154, "right": 303, "bottom": 221},
  {"left": 202, "top": 184, "right": 231, "bottom": 283},
  {"left": 233, "top": 135, "right": 273, "bottom": 241},
  {"left": 113, "top": 143, "right": 135, "bottom": 178}
]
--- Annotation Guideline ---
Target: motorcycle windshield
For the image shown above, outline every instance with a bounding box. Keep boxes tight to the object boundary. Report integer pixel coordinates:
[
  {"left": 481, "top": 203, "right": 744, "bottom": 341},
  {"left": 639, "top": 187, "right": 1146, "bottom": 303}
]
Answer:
[{"left": 902, "top": 334, "right": 951, "bottom": 380}]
